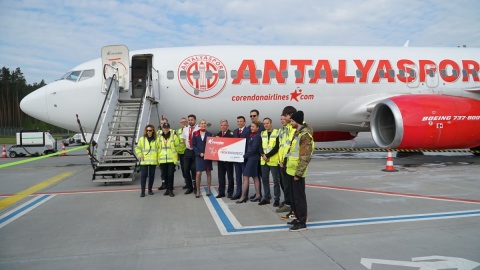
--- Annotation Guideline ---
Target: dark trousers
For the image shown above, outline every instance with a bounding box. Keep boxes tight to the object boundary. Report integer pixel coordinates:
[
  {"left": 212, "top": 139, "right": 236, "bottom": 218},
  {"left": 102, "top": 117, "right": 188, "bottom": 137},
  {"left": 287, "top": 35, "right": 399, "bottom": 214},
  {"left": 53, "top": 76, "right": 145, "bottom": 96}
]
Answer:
[
  {"left": 218, "top": 161, "right": 234, "bottom": 196},
  {"left": 183, "top": 149, "right": 196, "bottom": 189},
  {"left": 233, "top": 162, "right": 244, "bottom": 196},
  {"left": 140, "top": 165, "right": 156, "bottom": 193},
  {"left": 178, "top": 153, "right": 186, "bottom": 184},
  {"left": 290, "top": 175, "right": 307, "bottom": 223},
  {"left": 159, "top": 162, "right": 175, "bottom": 190},
  {"left": 280, "top": 158, "right": 292, "bottom": 206}
]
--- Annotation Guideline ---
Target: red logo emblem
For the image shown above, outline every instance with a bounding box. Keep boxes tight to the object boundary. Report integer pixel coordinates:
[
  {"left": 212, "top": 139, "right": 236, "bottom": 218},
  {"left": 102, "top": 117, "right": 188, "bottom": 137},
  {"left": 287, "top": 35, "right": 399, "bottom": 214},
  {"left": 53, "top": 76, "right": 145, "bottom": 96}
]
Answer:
[{"left": 178, "top": 55, "right": 227, "bottom": 99}]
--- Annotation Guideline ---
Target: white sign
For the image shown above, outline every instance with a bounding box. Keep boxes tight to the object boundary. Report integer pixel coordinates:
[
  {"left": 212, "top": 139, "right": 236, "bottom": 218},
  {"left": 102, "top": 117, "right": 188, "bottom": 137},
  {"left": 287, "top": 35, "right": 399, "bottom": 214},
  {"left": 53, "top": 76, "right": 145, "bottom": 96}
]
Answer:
[{"left": 361, "top": 256, "right": 480, "bottom": 270}]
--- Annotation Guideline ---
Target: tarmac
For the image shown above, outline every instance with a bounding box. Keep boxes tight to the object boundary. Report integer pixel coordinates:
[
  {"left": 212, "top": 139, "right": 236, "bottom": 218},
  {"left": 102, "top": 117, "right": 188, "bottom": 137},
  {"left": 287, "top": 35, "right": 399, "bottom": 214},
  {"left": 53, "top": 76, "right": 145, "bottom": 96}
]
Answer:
[{"left": 0, "top": 133, "right": 479, "bottom": 270}]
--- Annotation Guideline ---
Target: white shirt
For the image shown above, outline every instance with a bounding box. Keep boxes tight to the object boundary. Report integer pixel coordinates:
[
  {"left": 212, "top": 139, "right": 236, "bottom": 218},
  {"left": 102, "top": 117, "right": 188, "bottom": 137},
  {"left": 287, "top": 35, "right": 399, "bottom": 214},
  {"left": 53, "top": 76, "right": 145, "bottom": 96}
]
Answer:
[{"left": 182, "top": 124, "right": 200, "bottom": 149}]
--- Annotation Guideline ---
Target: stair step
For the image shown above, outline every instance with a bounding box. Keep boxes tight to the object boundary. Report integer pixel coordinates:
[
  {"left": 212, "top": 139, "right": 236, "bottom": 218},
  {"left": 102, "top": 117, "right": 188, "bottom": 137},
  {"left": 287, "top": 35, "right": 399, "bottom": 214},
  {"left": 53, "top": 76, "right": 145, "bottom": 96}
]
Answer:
[
  {"left": 102, "top": 157, "right": 138, "bottom": 161},
  {"left": 92, "top": 178, "right": 133, "bottom": 183},
  {"left": 97, "top": 162, "right": 137, "bottom": 167},
  {"left": 94, "top": 170, "right": 134, "bottom": 175},
  {"left": 110, "top": 121, "right": 137, "bottom": 123},
  {"left": 104, "top": 147, "right": 133, "bottom": 151}
]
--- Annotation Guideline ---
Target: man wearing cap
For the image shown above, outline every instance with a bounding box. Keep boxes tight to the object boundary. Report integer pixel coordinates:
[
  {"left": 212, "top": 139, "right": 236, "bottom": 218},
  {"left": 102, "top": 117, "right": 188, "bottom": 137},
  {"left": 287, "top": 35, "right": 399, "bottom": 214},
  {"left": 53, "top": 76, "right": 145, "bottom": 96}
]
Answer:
[
  {"left": 158, "top": 122, "right": 179, "bottom": 197},
  {"left": 285, "top": 110, "right": 313, "bottom": 232}
]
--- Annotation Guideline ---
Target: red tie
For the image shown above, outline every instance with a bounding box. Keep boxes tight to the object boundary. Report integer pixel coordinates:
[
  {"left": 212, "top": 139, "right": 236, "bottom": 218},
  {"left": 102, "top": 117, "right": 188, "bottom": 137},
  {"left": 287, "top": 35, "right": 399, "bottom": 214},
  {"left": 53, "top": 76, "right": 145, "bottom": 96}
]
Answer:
[
  {"left": 189, "top": 126, "right": 194, "bottom": 148},
  {"left": 222, "top": 132, "right": 225, "bottom": 137}
]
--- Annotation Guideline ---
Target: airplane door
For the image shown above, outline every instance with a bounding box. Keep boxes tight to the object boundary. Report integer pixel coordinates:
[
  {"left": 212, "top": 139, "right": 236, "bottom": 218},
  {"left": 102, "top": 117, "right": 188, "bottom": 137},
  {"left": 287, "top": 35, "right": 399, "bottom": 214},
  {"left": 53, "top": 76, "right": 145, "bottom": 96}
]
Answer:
[
  {"left": 131, "top": 54, "right": 159, "bottom": 100},
  {"left": 404, "top": 64, "right": 420, "bottom": 88},
  {"left": 425, "top": 63, "right": 439, "bottom": 88}
]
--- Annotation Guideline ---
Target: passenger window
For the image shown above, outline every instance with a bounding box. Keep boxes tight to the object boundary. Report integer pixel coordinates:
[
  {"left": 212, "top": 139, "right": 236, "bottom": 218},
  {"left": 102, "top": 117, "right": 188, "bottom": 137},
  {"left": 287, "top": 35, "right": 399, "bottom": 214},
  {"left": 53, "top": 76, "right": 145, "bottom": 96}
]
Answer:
[
  {"left": 255, "top": 70, "right": 262, "bottom": 79},
  {"left": 409, "top": 69, "right": 416, "bottom": 78},
  {"left": 79, "top": 69, "right": 95, "bottom": 81},
  {"left": 308, "top": 70, "right": 314, "bottom": 78},
  {"left": 205, "top": 70, "right": 213, "bottom": 79},
  {"left": 399, "top": 70, "right": 405, "bottom": 78},
  {"left": 180, "top": 70, "right": 187, "bottom": 79},
  {"left": 473, "top": 70, "right": 479, "bottom": 77},
  {"left": 320, "top": 69, "right": 326, "bottom": 78},
  {"left": 389, "top": 69, "right": 395, "bottom": 78},
  {"left": 167, "top": 70, "right": 174, "bottom": 80},
  {"left": 440, "top": 70, "right": 447, "bottom": 78},
  {"left": 231, "top": 70, "right": 237, "bottom": 79},
  {"left": 452, "top": 69, "right": 458, "bottom": 77},
  {"left": 218, "top": 70, "right": 225, "bottom": 79},
  {"left": 281, "top": 70, "right": 288, "bottom": 79},
  {"left": 462, "top": 69, "right": 468, "bottom": 77},
  {"left": 269, "top": 70, "right": 276, "bottom": 79},
  {"left": 356, "top": 70, "right": 362, "bottom": 78},
  {"left": 294, "top": 70, "right": 301, "bottom": 79},
  {"left": 332, "top": 69, "right": 338, "bottom": 78},
  {"left": 192, "top": 70, "right": 200, "bottom": 79},
  {"left": 428, "top": 69, "right": 435, "bottom": 77},
  {"left": 378, "top": 70, "right": 385, "bottom": 78},
  {"left": 243, "top": 70, "right": 250, "bottom": 79}
]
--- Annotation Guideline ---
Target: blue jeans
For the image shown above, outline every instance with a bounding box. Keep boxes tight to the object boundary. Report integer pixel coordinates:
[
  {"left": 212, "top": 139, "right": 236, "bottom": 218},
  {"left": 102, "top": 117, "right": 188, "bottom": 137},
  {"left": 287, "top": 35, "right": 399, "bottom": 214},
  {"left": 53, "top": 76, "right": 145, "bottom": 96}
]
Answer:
[{"left": 261, "top": 165, "right": 280, "bottom": 201}]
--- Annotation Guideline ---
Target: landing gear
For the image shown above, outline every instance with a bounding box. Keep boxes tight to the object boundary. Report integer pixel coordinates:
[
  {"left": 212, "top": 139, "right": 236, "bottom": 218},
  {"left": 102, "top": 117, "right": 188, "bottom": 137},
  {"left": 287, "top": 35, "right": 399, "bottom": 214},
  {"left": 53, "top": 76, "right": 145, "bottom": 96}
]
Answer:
[{"left": 471, "top": 146, "right": 480, "bottom": 156}]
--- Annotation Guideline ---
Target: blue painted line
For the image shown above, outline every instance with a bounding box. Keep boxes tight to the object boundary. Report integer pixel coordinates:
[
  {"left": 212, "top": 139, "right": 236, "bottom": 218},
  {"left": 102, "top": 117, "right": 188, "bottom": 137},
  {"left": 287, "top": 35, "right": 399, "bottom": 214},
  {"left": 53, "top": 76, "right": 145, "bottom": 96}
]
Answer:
[
  {"left": 205, "top": 188, "right": 480, "bottom": 233},
  {"left": 0, "top": 195, "right": 52, "bottom": 225}
]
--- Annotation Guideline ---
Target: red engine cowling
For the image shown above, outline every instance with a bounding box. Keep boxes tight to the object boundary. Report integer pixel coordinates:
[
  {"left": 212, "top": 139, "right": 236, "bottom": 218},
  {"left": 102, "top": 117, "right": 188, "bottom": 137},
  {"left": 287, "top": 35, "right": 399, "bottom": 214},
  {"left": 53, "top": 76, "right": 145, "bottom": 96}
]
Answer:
[{"left": 370, "top": 94, "right": 480, "bottom": 149}]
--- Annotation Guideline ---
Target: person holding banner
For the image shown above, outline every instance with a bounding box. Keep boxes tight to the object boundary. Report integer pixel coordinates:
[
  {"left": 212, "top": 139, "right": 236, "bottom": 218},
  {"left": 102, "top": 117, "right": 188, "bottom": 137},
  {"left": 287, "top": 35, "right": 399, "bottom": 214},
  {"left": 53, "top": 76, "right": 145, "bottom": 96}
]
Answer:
[
  {"left": 236, "top": 120, "right": 262, "bottom": 204},
  {"left": 215, "top": 119, "right": 235, "bottom": 198},
  {"left": 193, "top": 119, "right": 213, "bottom": 198}
]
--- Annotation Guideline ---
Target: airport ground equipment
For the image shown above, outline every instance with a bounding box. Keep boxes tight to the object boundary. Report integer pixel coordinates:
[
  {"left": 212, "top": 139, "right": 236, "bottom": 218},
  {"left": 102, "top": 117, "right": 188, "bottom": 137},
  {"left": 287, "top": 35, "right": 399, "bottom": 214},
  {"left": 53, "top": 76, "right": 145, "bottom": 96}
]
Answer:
[
  {"left": 7, "top": 131, "right": 57, "bottom": 158},
  {"left": 88, "top": 45, "right": 160, "bottom": 183}
]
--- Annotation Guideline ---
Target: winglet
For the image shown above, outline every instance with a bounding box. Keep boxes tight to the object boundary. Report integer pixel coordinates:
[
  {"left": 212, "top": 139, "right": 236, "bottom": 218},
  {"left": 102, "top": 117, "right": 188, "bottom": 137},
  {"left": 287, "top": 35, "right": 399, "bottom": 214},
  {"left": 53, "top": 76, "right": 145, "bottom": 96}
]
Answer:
[{"left": 403, "top": 40, "right": 410, "bottom": 47}]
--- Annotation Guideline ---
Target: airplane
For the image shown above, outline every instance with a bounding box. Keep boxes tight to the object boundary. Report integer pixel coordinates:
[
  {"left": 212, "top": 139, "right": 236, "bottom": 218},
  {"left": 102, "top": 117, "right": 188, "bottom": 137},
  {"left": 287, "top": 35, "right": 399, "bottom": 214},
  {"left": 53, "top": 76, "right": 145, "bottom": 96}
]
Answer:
[{"left": 20, "top": 45, "right": 480, "bottom": 152}]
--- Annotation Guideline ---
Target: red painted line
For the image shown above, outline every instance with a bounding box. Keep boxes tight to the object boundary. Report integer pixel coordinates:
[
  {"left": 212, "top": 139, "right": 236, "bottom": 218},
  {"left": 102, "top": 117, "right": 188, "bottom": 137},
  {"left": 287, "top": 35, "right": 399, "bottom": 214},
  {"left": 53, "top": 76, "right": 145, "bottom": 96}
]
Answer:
[{"left": 307, "top": 184, "right": 480, "bottom": 204}]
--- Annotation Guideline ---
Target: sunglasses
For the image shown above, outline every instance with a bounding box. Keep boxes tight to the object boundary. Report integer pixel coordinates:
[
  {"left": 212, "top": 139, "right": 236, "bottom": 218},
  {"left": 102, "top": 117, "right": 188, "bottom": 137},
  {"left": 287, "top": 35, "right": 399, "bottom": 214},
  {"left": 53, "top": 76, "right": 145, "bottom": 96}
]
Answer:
[
  {"left": 250, "top": 115, "right": 257, "bottom": 118},
  {"left": 146, "top": 130, "right": 153, "bottom": 132}
]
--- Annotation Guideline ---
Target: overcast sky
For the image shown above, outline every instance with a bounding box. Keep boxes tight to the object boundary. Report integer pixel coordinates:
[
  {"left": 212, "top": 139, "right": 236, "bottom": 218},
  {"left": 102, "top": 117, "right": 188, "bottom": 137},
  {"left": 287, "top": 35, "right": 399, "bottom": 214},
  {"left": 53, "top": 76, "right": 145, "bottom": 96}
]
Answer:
[{"left": 1, "top": 0, "right": 479, "bottom": 84}]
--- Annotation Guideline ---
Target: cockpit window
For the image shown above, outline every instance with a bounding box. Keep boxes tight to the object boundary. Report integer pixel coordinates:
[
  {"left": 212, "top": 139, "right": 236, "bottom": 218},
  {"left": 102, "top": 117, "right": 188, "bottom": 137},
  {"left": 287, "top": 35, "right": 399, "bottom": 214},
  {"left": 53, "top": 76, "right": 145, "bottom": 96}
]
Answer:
[
  {"left": 62, "top": 70, "right": 82, "bottom": 81},
  {"left": 79, "top": 69, "right": 95, "bottom": 81}
]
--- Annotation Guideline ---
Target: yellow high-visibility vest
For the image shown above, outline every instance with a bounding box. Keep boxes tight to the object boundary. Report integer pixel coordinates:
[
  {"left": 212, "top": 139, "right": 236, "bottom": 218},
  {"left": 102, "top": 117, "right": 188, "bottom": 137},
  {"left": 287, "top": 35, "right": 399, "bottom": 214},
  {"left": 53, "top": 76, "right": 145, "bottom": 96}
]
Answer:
[
  {"left": 261, "top": 129, "right": 280, "bottom": 166},
  {"left": 135, "top": 137, "right": 160, "bottom": 165},
  {"left": 286, "top": 131, "right": 313, "bottom": 177}
]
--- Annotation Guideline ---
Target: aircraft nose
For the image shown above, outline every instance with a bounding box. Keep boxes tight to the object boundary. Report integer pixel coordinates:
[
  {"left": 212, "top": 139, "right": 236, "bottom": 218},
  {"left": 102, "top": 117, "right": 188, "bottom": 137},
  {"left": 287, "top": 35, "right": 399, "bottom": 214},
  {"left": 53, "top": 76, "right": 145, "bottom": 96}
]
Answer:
[{"left": 20, "top": 86, "right": 49, "bottom": 122}]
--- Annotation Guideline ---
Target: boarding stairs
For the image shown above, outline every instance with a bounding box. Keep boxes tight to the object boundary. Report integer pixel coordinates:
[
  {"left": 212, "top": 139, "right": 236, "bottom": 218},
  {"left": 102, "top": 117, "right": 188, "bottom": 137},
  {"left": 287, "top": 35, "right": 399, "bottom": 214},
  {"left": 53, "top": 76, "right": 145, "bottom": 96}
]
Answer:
[{"left": 89, "top": 74, "right": 157, "bottom": 183}]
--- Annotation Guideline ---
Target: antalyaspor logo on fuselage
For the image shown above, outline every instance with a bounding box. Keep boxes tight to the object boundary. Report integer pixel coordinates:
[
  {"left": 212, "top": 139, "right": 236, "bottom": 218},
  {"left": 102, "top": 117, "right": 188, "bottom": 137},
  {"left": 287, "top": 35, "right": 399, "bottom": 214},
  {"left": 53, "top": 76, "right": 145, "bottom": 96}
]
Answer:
[{"left": 178, "top": 55, "right": 227, "bottom": 99}]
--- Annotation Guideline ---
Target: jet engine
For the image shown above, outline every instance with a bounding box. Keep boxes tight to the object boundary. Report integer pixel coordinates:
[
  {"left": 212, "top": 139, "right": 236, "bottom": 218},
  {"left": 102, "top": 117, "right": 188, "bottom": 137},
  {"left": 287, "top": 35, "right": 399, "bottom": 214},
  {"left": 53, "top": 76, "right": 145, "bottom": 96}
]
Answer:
[{"left": 370, "top": 94, "right": 480, "bottom": 149}]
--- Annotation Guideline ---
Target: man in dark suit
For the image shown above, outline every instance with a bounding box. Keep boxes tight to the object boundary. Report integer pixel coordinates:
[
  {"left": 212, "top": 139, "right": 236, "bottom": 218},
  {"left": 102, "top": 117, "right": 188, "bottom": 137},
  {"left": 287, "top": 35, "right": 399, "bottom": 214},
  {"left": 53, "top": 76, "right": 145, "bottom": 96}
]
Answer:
[
  {"left": 215, "top": 119, "right": 235, "bottom": 198},
  {"left": 231, "top": 116, "right": 250, "bottom": 200}
]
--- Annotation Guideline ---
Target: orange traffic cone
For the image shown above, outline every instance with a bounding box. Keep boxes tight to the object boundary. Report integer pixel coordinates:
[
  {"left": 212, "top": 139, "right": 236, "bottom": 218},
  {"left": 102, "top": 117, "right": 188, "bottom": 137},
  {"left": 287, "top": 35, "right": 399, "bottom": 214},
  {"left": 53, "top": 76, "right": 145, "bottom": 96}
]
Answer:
[
  {"left": 382, "top": 148, "right": 398, "bottom": 172},
  {"left": 1, "top": 145, "right": 6, "bottom": 158},
  {"left": 61, "top": 143, "right": 66, "bottom": 156}
]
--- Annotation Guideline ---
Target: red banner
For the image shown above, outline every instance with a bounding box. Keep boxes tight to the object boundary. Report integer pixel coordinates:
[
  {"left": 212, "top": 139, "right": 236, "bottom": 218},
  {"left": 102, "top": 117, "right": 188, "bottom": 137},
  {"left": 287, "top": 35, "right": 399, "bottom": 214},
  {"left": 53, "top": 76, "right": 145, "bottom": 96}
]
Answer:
[{"left": 204, "top": 137, "right": 246, "bottom": 162}]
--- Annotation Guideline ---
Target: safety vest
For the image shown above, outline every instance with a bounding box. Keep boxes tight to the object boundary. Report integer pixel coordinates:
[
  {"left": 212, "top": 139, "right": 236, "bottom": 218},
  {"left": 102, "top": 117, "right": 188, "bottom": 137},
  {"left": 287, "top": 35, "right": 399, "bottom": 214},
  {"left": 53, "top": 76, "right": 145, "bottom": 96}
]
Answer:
[
  {"left": 135, "top": 137, "right": 160, "bottom": 165},
  {"left": 158, "top": 132, "right": 178, "bottom": 164},
  {"left": 286, "top": 130, "right": 313, "bottom": 177},
  {"left": 278, "top": 123, "right": 295, "bottom": 162},
  {"left": 175, "top": 127, "right": 186, "bottom": 154},
  {"left": 261, "top": 129, "right": 280, "bottom": 166}
]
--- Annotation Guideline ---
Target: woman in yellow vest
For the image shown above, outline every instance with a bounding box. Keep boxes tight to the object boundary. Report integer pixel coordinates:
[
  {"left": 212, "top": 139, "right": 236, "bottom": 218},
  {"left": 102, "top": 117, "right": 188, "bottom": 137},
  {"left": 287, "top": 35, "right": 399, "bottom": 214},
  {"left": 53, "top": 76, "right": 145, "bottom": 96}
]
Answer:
[
  {"left": 158, "top": 122, "right": 179, "bottom": 197},
  {"left": 135, "top": 124, "right": 160, "bottom": 197}
]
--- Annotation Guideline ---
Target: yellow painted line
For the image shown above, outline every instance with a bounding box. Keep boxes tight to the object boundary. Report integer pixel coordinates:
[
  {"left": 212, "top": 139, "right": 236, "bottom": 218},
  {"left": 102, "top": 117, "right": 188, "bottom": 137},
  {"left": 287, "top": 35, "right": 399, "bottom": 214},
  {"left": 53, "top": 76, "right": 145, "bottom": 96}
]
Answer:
[{"left": 0, "top": 171, "right": 74, "bottom": 210}]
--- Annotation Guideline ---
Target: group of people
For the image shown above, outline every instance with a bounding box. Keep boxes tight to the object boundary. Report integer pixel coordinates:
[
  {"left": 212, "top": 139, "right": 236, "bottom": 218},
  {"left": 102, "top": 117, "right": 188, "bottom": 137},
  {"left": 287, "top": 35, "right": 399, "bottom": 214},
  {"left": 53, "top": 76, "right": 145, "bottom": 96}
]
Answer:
[{"left": 134, "top": 106, "right": 314, "bottom": 231}]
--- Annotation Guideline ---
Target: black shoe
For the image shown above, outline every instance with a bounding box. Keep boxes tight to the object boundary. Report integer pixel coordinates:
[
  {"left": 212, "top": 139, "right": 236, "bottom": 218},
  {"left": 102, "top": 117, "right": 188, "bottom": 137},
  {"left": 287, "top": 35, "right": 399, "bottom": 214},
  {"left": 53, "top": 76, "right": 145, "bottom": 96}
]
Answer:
[
  {"left": 182, "top": 185, "right": 188, "bottom": 189},
  {"left": 158, "top": 183, "right": 166, "bottom": 190},
  {"left": 250, "top": 196, "right": 261, "bottom": 202},
  {"left": 140, "top": 193, "right": 145, "bottom": 197},
  {"left": 184, "top": 188, "right": 193, "bottom": 194},
  {"left": 164, "top": 190, "right": 170, "bottom": 196},
  {"left": 216, "top": 194, "right": 225, "bottom": 198},
  {"left": 169, "top": 190, "right": 175, "bottom": 197},
  {"left": 227, "top": 194, "right": 233, "bottom": 199},
  {"left": 236, "top": 198, "right": 247, "bottom": 204},
  {"left": 287, "top": 219, "right": 299, "bottom": 226},
  {"left": 273, "top": 200, "right": 280, "bottom": 207},
  {"left": 230, "top": 195, "right": 241, "bottom": 200},
  {"left": 249, "top": 194, "right": 256, "bottom": 200},
  {"left": 289, "top": 222, "right": 307, "bottom": 232},
  {"left": 258, "top": 199, "right": 270, "bottom": 205},
  {"left": 148, "top": 191, "right": 154, "bottom": 195}
]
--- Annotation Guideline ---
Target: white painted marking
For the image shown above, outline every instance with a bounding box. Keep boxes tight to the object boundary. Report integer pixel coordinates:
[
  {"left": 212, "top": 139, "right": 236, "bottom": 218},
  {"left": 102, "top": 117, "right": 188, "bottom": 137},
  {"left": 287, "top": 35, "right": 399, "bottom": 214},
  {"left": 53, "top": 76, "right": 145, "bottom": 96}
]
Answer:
[{"left": 361, "top": 255, "right": 480, "bottom": 270}]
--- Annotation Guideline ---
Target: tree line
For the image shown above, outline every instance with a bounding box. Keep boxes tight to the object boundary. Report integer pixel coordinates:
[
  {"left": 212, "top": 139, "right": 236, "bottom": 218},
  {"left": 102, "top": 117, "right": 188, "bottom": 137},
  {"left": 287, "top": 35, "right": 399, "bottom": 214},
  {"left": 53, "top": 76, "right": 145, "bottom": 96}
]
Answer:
[{"left": 0, "top": 67, "right": 67, "bottom": 133}]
